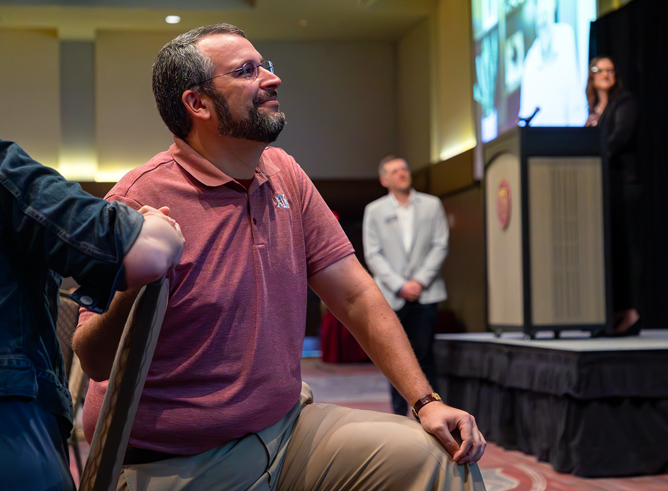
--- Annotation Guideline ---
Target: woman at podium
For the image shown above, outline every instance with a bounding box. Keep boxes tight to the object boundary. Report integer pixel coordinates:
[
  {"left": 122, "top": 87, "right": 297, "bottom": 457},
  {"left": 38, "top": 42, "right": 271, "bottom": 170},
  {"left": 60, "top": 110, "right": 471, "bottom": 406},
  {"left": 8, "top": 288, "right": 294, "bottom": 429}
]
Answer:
[{"left": 585, "top": 56, "right": 641, "bottom": 335}]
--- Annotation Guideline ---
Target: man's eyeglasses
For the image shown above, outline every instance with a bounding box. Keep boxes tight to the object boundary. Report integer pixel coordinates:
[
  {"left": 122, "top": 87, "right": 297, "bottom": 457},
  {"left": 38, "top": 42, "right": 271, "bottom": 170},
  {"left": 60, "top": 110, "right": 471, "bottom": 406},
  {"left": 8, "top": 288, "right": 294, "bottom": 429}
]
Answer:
[
  {"left": 188, "top": 61, "right": 274, "bottom": 89},
  {"left": 591, "top": 66, "right": 615, "bottom": 75}
]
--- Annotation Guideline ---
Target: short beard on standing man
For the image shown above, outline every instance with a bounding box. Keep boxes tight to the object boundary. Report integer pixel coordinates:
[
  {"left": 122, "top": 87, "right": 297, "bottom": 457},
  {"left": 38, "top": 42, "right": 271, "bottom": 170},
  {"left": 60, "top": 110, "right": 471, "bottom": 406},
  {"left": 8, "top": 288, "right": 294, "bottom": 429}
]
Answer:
[{"left": 211, "top": 89, "right": 286, "bottom": 143}]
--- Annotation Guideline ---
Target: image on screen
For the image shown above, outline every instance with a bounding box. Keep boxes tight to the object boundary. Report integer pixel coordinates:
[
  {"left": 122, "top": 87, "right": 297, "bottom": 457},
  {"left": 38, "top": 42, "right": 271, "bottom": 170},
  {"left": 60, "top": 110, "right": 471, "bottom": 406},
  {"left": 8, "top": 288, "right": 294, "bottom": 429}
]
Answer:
[{"left": 472, "top": 0, "right": 597, "bottom": 143}]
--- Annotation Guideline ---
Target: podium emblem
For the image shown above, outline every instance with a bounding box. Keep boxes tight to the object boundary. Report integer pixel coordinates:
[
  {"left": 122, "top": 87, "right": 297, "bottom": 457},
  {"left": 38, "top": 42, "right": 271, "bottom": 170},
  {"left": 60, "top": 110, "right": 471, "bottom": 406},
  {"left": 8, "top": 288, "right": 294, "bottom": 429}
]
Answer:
[{"left": 497, "top": 179, "right": 511, "bottom": 229}]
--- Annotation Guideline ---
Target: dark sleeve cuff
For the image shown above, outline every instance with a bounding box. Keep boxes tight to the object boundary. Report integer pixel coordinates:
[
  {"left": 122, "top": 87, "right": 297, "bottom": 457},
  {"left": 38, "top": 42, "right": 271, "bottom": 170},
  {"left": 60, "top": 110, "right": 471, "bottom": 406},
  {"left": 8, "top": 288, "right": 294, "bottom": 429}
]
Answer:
[{"left": 70, "top": 263, "right": 128, "bottom": 314}]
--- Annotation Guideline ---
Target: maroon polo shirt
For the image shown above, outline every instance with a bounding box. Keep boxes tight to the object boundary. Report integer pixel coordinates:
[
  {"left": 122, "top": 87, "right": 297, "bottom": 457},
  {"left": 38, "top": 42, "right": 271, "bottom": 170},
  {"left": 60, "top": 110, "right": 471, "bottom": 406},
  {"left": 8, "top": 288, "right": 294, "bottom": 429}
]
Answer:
[{"left": 79, "top": 137, "right": 353, "bottom": 454}]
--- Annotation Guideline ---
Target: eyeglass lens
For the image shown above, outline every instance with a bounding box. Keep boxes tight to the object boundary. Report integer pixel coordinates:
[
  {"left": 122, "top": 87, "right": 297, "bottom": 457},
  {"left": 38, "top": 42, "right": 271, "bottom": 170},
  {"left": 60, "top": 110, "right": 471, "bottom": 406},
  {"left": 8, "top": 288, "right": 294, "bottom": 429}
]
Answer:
[
  {"left": 591, "top": 67, "right": 614, "bottom": 74},
  {"left": 241, "top": 61, "right": 274, "bottom": 78}
]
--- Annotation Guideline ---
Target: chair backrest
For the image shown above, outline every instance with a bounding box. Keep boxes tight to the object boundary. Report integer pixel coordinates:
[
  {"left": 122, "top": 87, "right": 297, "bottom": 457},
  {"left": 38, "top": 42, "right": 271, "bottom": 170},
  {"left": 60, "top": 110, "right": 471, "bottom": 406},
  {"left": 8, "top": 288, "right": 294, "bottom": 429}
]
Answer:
[
  {"left": 58, "top": 290, "right": 89, "bottom": 480},
  {"left": 57, "top": 291, "right": 80, "bottom": 376},
  {"left": 78, "top": 279, "right": 169, "bottom": 491}
]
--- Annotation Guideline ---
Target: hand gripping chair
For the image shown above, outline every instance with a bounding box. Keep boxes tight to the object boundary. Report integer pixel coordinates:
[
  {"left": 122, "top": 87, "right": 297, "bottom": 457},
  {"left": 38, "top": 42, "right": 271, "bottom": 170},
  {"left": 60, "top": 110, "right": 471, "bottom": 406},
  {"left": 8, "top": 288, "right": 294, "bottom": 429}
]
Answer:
[{"left": 78, "top": 279, "right": 169, "bottom": 491}]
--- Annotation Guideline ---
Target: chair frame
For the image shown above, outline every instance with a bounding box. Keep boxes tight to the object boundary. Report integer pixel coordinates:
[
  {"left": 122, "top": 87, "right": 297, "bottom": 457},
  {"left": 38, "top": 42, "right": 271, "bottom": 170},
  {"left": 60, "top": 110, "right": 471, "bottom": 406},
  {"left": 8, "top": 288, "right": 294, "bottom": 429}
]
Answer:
[
  {"left": 57, "top": 290, "right": 88, "bottom": 479},
  {"left": 78, "top": 279, "right": 169, "bottom": 491}
]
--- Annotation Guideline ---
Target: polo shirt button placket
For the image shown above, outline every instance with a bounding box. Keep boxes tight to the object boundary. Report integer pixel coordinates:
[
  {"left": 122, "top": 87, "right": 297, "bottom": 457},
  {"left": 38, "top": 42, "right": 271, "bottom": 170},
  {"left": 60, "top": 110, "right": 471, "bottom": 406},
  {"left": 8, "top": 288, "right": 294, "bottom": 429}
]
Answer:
[{"left": 247, "top": 193, "right": 256, "bottom": 245}]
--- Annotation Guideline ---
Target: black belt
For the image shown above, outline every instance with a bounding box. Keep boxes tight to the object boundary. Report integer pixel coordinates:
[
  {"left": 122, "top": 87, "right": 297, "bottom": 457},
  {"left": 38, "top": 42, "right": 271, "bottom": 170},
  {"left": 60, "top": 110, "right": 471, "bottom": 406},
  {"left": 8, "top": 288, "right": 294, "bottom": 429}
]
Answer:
[{"left": 123, "top": 447, "right": 183, "bottom": 465}]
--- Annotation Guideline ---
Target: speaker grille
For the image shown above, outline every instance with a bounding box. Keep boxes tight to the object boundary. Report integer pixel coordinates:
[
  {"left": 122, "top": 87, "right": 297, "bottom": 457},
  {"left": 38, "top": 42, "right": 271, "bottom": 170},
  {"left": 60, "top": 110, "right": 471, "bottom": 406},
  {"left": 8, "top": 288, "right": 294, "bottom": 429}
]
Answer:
[
  {"left": 529, "top": 157, "right": 605, "bottom": 325},
  {"left": 551, "top": 166, "right": 581, "bottom": 319}
]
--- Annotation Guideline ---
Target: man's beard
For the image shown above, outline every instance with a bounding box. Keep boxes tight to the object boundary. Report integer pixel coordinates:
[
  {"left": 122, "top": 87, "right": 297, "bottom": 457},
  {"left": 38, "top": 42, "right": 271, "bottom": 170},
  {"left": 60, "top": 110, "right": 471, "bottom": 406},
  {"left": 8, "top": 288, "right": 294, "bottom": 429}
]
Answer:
[{"left": 212, "top": 90, "right": 286, "bottom": 143}]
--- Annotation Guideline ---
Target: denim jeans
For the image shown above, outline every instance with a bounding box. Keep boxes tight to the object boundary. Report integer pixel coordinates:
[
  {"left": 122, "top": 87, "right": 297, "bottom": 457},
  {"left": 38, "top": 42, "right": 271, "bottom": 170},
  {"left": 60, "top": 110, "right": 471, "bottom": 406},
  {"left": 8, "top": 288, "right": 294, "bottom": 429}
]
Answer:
[{"left": 0, "top": 398, "right": 76, "bottom": 491}]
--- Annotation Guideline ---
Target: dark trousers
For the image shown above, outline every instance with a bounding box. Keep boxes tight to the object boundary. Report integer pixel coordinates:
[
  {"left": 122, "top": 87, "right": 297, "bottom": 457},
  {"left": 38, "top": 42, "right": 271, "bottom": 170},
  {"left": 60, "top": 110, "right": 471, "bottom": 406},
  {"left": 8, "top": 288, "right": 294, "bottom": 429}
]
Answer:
[
  {"left": 390, "top": 302, "right": 438, "bottom": 416},
  {"left": 0, "top": 398, "right": 75, "bottom": 491}
]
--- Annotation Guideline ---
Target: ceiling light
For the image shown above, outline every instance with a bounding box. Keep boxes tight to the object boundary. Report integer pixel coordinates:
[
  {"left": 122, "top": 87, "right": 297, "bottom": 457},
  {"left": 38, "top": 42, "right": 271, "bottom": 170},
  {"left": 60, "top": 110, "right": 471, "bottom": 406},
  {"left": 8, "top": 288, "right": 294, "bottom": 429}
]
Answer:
[{"left": 165, "top": 15, "right": 181, "bottom": 24}]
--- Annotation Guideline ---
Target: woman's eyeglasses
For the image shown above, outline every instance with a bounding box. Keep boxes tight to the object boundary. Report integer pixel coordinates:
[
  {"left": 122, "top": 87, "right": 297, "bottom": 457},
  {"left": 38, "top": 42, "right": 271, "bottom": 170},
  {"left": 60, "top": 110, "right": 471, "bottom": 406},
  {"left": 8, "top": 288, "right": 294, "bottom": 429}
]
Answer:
[{"left": 591, "top": 66, "right": 615, "bottom": 75}]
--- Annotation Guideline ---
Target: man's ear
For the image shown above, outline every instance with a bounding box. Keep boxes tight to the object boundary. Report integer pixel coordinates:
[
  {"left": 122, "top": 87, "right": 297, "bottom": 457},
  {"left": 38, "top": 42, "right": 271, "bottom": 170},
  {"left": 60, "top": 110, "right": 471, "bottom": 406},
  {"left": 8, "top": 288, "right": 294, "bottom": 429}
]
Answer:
[
  {"left": 379, "top": 175, "right": 389, "bottom": 189},
  {"left": 182, "top": 90, "right": 212, "bottom": 122}
]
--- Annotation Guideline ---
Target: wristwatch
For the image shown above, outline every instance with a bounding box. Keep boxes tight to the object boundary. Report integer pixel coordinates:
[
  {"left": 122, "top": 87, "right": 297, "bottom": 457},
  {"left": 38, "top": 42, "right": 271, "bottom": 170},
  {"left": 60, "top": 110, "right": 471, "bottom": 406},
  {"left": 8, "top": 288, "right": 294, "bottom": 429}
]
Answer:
[{"left": 412, "top": 393, "right": 442, "bottom": 421}]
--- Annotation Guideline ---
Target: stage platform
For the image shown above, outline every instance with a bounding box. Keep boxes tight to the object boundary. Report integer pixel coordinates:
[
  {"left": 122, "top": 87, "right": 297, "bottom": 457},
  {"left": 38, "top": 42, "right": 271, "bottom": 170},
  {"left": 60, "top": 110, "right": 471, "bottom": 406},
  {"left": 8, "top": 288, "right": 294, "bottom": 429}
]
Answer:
[{"left": 433, "top": 330, "right": 668, "bottom": 478}]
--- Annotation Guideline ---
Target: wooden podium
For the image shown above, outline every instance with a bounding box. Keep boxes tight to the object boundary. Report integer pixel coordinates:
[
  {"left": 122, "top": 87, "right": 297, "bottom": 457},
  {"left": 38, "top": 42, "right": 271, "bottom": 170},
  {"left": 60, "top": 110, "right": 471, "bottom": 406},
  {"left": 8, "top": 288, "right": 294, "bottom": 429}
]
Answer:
[{"left": 484, "top": 127, "right": 612, "bottom": 338}]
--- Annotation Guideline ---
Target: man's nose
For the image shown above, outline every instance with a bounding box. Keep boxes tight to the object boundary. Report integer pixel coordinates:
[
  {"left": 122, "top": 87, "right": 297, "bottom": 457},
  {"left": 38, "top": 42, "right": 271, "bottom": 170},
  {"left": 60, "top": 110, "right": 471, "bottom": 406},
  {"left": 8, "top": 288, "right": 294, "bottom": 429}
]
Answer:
[{"left": 259, "top": 67, "right": 281, "bottom": 89}]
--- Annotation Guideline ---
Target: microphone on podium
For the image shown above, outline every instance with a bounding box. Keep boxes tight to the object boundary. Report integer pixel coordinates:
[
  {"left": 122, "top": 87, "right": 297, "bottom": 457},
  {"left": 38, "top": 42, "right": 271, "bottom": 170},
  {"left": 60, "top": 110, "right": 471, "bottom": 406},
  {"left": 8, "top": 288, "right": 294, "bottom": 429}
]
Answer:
[{"left": 517, "top": 107, "right": 540, "bottom": 127}]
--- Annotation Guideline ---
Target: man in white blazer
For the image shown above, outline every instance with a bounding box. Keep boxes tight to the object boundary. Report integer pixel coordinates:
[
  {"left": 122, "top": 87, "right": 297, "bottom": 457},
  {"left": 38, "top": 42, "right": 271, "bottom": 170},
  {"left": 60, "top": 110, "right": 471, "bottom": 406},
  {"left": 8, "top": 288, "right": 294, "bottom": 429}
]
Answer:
[{"left": 363, "top": 155, "right": 449, "bottom": 415}]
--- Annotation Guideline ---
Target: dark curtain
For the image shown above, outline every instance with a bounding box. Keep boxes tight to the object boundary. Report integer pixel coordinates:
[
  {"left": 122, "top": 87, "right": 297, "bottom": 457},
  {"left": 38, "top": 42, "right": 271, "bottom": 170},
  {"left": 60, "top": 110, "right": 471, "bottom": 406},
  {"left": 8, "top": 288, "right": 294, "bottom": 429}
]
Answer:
[
  {"left": 590, "top": 0, "right": 668, "bottom": 329},
  {"left": 434, "top": 339, "right": 668, "bottom": 477}
]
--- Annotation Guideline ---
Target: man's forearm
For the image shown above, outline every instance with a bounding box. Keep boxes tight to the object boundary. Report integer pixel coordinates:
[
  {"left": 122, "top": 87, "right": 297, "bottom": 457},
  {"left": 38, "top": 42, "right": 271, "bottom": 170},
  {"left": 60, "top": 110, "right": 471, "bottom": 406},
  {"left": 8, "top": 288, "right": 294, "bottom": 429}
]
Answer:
[
  {"left": 312, "top": 252, "right": 486, "bottom": 462},
  {"left": 72, "top": 288, "right": 141, "bottom": 382},
  {"left": 310, "top": 256, "right": 432, "bottom": 406},
  {"left": 343, "top": 287, "right": 432, "bottom": 405}
]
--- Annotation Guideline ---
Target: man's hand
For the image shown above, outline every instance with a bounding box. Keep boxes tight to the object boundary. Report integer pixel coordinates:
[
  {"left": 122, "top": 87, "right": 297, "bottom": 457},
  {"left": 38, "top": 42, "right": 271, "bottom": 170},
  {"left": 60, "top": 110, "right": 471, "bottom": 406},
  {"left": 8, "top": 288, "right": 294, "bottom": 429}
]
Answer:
[
  {"left": 74, "top": 205, "right": 184, "bottom": 382},
  {"left": 123, "top": 205, "right": 184, "bottom": 289},
  {"left": 141, "top": 205, "right": 179, "bottom": 227},
  {"left": 397, "top": 280, "right": 423, "bottom": 302},
  {"left": 417, "top": 402, "right": 487, "bottom": 465},
  {"left": 140, "top": 205, "right": 183, "bottom": 251}
]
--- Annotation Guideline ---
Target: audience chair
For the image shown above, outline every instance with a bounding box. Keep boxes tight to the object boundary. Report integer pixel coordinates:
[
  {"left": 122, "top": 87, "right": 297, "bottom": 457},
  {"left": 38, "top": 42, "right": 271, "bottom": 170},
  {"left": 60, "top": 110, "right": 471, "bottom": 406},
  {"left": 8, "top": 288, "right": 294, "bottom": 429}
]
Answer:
[
  {"left": 78, "top": 279, "right": 169, "bottom": 491},
  {"left": 57, "top": 290, "right": 80, "bottom": 376},
  {"left": 57, "top": 290, "right": 88, "bottom": 477}
]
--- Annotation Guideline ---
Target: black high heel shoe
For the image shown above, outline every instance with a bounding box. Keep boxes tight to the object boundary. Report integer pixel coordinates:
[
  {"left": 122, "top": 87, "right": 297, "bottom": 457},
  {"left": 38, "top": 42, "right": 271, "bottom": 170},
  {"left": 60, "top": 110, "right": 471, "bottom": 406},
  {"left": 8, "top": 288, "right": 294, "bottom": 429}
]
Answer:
[{"left": 592, "top": 310, "right": 641, "bottom": 338}]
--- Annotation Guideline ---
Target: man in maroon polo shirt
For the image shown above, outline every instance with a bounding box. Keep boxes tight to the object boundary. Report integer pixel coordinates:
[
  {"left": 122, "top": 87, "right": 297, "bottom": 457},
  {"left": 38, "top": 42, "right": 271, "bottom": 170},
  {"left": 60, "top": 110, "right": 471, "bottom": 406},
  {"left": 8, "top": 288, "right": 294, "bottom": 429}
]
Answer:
[{"left": 74, "top": 24, "right": 487, "bottom": 491}]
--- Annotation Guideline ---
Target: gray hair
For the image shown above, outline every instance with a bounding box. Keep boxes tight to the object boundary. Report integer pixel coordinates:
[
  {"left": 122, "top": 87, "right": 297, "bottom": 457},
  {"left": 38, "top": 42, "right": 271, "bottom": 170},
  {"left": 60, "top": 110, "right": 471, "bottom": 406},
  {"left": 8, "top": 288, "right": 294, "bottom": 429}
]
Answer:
[
  {"left": 152, "top": 23, "right": 246, "bottom": 139},
  {"left": 378, "top": 155, "right": 408, "bottom": 177}
]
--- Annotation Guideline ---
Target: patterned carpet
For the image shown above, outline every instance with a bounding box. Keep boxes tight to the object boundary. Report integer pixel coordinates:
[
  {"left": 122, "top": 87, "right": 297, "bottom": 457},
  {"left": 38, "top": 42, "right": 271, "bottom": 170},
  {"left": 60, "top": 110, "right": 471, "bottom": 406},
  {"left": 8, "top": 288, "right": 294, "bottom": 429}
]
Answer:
[{"left": 478, "top": 444, "right": 668, "bottom": 491}]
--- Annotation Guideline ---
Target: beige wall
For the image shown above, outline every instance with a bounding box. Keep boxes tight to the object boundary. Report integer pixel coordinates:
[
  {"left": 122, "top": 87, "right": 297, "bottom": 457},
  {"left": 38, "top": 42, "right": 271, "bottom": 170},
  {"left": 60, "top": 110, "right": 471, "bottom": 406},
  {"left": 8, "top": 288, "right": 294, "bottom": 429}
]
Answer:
[
  {"left": 0, "top": 29, "right": 60, "bottom": 168},
  {"left": 432, "top": 0, "right": 476, "bottom": 164},
  {"left": 95, "top": 33, "right": 396, "bottom": 179},
  {"left": 599, "top": 0, "right": 632, "bottom": 16},
  {"left": 396, "top": 19, "right": 431, "bottom": 170},
  {"left": 256, "top": 41, "right": 397, "bottom": 179},
  {"left": 95, "top": 31, "right": 177, "bottom": 178},
  {"left": 442, "top": 186, "right": 486, "bottom": 332}
]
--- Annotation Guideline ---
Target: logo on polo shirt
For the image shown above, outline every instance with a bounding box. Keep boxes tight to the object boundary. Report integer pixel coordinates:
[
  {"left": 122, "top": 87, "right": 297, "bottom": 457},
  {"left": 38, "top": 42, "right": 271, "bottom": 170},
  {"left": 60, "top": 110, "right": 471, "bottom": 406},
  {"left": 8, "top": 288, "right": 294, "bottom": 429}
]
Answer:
[{"left": 274, "top": 194, "right": 290, "bottom": 209}]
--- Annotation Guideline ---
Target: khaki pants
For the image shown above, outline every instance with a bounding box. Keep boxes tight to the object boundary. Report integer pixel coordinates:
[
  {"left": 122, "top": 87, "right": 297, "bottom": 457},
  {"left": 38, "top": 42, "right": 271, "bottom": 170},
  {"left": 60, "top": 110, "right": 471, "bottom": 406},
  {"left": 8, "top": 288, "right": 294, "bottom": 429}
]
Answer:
[{"left": 122, "top": 383, "right": 485, "bottom": 491}]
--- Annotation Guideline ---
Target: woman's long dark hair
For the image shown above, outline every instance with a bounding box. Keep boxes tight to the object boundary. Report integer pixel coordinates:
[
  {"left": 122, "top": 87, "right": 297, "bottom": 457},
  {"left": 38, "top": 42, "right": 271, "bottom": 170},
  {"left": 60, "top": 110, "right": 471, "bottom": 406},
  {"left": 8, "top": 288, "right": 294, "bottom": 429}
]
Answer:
[{"left": 586, "top": 56, "right": 623, "bottom": 114}]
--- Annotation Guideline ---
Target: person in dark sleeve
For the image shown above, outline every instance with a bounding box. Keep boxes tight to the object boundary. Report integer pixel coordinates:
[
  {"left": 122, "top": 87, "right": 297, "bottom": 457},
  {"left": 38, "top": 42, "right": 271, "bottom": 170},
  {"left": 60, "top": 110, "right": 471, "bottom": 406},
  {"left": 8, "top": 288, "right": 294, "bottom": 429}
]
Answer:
[
  {"left": 0, "top": 139, "right": 184, "bottom": 491},
  {"left": 585, "top": 56, "right": 641, "bottom": 335}
]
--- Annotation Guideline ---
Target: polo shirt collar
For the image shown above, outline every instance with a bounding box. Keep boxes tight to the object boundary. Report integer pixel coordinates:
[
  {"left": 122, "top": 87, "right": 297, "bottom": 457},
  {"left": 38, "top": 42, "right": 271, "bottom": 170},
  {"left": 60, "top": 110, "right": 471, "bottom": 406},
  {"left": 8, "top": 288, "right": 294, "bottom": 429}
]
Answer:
[
  {"left": 169, "top": 137, "right": 281, "bottom": 187},
  {"left": 258, "top": 147, "right": 281, "bottom": 177}
]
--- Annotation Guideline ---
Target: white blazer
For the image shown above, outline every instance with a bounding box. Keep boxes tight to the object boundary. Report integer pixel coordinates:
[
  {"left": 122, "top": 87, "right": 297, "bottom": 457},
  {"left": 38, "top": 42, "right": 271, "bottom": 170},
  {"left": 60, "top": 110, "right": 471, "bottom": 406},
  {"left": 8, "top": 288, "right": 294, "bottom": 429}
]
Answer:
[{"left": 362, "top": 191, "right": 449, "bottom": 311}]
